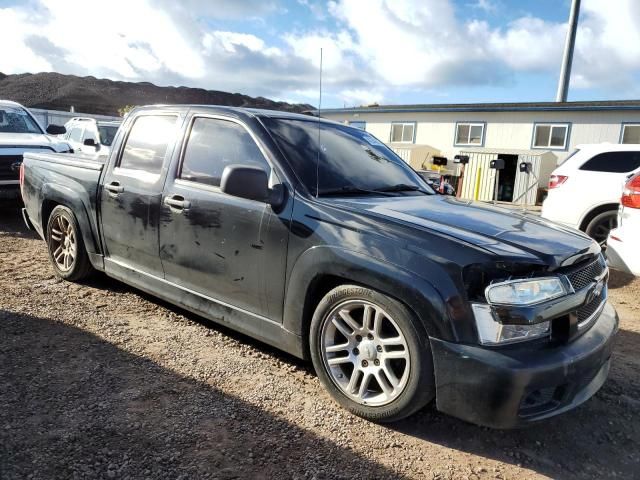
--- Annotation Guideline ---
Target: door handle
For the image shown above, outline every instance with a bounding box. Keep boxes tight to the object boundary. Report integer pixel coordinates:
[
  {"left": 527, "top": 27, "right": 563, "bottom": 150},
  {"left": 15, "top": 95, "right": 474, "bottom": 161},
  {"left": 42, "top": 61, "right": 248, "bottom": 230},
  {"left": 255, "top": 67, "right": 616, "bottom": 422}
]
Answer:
[
  {"left": 105, "top": 181, "right": 124, "bottom": 195},
  {"left": 165, "top": 195, "right": 191, "bottom": 211}
]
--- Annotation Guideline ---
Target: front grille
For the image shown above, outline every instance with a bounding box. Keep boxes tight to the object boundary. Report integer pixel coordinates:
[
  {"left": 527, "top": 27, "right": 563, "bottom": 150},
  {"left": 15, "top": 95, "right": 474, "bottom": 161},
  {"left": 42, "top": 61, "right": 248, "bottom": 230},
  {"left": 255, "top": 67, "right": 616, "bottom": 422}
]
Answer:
[
  {"left": 566, "top": 256, "right": 605, "bottom": 291},
  {"left": 563, "top": 255, "right": 607, "bottom": 330},
  {"left": 0, "top": 155, "right": 22, "bottom": 181}
]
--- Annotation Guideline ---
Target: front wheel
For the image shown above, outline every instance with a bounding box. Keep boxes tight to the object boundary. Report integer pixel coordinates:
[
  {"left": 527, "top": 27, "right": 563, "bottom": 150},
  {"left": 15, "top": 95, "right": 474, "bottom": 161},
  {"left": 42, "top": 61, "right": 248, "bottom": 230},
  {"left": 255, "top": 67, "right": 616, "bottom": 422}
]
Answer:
[
  {"left": 46, "top": 205, "right": 93, "bottom": 281},
  {"left": 310, "top": 285, "right": 435, "bottom": 423}
]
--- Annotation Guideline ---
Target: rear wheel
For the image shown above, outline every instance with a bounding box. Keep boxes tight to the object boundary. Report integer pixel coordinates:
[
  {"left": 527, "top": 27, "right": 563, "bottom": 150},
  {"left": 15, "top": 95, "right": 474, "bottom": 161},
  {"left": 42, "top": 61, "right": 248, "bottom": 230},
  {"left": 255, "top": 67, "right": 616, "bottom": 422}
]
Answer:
[
  {"left": 310, "top": 285, "right": 435, "bottom": 422},
  {"left": 585, "top": 210, "right": 617, "bottom": 245},
  {"left": 46, "top": 205, "right": 93, "bottom": 281}
]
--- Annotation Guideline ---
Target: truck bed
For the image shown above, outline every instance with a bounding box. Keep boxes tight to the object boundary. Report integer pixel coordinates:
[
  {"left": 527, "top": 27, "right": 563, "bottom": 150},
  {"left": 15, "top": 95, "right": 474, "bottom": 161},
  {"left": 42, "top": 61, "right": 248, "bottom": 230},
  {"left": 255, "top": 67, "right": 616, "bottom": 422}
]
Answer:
[{"left": 21, "top": 151, "right": 106, "bottom": 263}]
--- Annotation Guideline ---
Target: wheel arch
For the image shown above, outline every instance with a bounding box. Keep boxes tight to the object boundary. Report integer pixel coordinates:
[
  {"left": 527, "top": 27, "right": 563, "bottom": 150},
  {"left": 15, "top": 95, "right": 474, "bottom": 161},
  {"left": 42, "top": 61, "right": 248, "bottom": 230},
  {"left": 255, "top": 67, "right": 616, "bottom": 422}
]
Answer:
[
  {"left": 579, "top": 203, "right": 619, "bottom": 231},
  {"left": 40, "top": 183, "right": 99, "bottom": 255},
  {"left": 283, "top": 246, "right": 452, "bottom": 359}
]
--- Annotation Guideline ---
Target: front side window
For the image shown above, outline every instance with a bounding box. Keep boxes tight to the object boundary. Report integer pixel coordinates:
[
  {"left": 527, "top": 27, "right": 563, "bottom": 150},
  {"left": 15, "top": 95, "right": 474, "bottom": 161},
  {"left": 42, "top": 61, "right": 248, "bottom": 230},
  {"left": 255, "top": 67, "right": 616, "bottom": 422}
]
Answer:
[
  {"left": 180, "top": 117, "right": 269, "bottom": 187},
  {"left": 263, "top": 118, "right": 433, "bottom": 195},
  {"left": 533, "top": 123, "right": 569, "bottom": 149},
  {"left": 455, "top": 122, "right": 484, "bottom": 146},
  {"left": 621, "top": 124, "right": 640, "bottom": 144},
  {"left": 390, "top": 122, "right": 415, "bottom": 143},
  {"left": 580, "top": 151, "right": 640, "bottom": 173},
  {"left": 119, "top": 115, "right": 177, "bottom": 173},
  {"left": 0, "top": 107, "right": 42, "bottom": 134}
]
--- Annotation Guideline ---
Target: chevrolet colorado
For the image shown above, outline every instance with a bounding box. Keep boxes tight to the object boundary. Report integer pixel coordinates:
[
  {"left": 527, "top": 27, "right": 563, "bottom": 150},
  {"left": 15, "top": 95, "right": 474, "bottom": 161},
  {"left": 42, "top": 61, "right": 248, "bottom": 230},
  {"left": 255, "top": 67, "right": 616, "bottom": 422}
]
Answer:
[{"left": 21, "top": 105, "right": 617, "bottom": 428}]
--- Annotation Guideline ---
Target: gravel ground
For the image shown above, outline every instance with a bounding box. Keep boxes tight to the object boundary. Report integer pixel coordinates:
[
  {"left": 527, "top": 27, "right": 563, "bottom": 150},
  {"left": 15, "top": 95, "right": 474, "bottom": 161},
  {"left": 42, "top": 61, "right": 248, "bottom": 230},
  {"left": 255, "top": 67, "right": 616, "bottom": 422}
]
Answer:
[{"left": 1, "top": 204, "right": 639, "bottom": 480}]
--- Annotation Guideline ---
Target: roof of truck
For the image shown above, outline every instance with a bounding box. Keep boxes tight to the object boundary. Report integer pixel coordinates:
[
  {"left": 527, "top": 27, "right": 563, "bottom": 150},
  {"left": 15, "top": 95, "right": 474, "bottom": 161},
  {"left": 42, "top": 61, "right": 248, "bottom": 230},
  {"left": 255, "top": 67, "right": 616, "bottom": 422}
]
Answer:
[
  {"left": 0, "top": 100, "right": 25, "bottom": 108},
  {"left": 132, "top": 104, "right": 318, "bottom": 121}
]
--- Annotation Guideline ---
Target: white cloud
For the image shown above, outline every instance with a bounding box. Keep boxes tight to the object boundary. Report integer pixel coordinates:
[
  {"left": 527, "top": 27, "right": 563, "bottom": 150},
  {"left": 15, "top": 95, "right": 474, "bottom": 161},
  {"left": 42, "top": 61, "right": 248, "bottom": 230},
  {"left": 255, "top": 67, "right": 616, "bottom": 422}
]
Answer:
[{"left": 1, "top": 0, "right": 639, "bottom": 105}]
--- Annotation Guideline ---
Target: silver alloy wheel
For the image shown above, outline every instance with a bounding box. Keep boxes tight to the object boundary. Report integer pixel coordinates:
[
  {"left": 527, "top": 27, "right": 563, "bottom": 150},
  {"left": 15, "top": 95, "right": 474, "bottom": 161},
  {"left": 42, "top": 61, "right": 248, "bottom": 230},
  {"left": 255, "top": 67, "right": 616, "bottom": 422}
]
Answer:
[
  {"left": 320, "top": 300, "right": 411, "bottom": 406},
  {"left": 50, "top": 214, "right": 76, "bottom": 272}
]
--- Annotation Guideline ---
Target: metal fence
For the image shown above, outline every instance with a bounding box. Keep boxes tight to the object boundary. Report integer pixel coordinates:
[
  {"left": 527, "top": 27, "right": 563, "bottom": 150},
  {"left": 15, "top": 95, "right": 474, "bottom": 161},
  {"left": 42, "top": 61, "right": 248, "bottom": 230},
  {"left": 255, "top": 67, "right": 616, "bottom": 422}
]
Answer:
[{"left": 29, "top": 108, "right": 120, "bottom": 128}]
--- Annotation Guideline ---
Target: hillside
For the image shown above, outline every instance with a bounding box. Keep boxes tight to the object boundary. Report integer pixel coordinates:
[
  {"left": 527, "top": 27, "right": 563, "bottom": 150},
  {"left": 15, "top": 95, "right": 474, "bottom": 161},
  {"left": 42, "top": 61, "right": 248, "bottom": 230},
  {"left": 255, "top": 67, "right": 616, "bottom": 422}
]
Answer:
[{"left": 0, "top": 72, "right": 313, "bottom": 116}]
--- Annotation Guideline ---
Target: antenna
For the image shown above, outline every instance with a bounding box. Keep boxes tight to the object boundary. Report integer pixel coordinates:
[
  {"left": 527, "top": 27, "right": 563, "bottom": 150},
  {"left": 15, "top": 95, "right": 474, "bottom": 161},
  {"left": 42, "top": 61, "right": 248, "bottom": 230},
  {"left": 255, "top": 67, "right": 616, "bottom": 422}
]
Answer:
[{"left": 316, "top": 47, "right": 323, "bottom": 197}]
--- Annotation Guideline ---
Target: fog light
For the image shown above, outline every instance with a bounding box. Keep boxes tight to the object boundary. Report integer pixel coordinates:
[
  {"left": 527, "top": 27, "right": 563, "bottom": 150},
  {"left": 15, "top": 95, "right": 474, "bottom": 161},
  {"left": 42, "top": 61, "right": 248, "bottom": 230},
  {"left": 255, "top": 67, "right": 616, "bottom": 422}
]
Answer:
[{"left": 472, "top": 304, "right": 550, "bottom": 345}]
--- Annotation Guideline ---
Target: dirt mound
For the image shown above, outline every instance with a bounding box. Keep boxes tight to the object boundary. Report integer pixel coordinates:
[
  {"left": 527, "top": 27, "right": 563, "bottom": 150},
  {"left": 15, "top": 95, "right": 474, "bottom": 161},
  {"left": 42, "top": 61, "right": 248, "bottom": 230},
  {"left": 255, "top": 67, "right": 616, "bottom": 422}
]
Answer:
[{"left": 0, "top": 72, "right": 313, "bottom": 116}]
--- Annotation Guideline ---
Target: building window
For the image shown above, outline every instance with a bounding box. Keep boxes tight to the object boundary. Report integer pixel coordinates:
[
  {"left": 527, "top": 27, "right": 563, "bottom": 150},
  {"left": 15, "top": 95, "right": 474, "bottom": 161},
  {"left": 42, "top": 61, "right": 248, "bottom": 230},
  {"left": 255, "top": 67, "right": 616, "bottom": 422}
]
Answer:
[
  {"left": 621, "top": 124, "right": 640, "bottom": 144},
  {"left": 348, "top": 121, "right": 366, "bottom": 130},
  {"left": 532, "top": 123, "right": 569, "bottom": 149},
  {"left": 390, "top": 122, "right": 415, "bottom": 143},
  {"left": 454, "top": 122, "right": 485, "bottom": 146}
]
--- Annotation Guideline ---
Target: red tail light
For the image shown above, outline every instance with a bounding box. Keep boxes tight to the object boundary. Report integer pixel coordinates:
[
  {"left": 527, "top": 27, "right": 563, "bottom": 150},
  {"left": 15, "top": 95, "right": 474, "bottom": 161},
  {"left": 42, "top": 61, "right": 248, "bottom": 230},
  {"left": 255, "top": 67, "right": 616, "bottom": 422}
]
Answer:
[
  {"left": 621, "top": 173, "right": 640, "bottom": 209},
  {"left": 548, "top": 175, "right": 568, "bottom": 189}
]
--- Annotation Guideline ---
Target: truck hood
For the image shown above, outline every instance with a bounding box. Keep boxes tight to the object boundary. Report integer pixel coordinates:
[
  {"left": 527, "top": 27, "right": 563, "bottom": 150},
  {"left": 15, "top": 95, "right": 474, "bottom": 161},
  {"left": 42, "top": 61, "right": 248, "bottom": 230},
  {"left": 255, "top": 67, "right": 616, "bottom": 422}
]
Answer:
[
  {"left": 0, "top": 132, "right": 70, "bottom": 152},
  {"left": 329, "top": 195, "right": 597, "bottom": 268}
]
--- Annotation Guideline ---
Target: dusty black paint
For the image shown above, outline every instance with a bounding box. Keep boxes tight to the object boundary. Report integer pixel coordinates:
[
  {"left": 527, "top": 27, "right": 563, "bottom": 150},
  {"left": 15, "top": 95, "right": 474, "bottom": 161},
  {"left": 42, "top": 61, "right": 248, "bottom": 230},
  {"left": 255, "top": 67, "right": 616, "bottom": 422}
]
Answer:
[{"left": 21, "top": 105, "right": 617, "bottom": 428}]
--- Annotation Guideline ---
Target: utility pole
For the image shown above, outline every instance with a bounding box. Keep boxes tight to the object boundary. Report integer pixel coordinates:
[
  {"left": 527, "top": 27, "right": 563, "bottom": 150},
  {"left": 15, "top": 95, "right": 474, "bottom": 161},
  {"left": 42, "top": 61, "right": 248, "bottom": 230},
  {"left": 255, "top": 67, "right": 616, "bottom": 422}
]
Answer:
[{"left": 556, "top": 0, "right": 581, "bottom": 102}]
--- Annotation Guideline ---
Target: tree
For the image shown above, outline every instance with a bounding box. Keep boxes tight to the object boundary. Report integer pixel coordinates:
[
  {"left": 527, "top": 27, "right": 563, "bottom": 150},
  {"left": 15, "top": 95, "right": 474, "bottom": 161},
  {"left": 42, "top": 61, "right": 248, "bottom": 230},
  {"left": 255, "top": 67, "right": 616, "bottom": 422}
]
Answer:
[{"left": 118, "top": 105, "right": 136, "bottom": 117}]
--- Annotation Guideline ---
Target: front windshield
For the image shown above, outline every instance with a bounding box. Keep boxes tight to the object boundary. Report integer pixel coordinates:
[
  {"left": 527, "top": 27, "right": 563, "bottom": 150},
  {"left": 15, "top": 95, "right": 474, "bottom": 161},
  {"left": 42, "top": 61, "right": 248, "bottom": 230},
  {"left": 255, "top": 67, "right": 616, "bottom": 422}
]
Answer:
[
  {"left": 0, "top": 107, "right": 42, "bottom": 134},
  {"left": 98, "top": 125, "right": 119, "bottom": 146},
  {"left": 263, "top": 118, "right": 434, "bottom": 196}
]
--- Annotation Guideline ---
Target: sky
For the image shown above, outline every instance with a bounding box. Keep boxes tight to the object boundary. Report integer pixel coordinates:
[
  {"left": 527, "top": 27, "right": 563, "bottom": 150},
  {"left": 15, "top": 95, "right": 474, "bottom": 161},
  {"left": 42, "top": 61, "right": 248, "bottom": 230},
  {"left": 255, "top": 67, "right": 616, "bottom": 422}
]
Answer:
[{"left": 1, "top": 0, "right": 639, "bottom": 108}]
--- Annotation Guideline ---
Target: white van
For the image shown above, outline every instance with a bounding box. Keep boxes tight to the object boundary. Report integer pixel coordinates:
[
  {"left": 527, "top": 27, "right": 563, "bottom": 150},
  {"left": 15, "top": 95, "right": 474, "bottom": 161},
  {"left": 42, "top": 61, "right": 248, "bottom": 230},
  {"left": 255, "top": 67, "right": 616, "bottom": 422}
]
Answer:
[{"left": 541, "top": 144, "right": 640, "bottom": 243}]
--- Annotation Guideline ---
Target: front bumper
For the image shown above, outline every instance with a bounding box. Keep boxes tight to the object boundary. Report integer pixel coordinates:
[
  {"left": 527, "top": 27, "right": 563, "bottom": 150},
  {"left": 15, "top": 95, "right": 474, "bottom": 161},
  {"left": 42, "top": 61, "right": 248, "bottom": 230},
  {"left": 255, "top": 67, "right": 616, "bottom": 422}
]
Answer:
[{"left": 430, "top": 301, "right": 618, "bottom": 428}]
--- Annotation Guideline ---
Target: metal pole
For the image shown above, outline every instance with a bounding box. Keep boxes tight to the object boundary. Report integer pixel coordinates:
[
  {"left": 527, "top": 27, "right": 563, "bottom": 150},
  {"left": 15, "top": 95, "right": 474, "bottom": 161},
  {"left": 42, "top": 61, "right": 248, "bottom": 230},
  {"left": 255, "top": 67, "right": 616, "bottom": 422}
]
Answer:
[{"left": 556, "top": 0, "right": 581, "bottom": 102}]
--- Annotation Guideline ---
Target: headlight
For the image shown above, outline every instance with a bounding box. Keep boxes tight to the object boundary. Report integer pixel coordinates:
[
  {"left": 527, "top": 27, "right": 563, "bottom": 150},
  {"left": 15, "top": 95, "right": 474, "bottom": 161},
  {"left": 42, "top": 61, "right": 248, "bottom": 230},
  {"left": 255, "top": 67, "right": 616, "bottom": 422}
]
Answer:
[
  {"left": 472, "top": 304, "right": 550, "bottom": 345},
  {"left": 485, "top": 277, "right": 567, "bottom": 306}
]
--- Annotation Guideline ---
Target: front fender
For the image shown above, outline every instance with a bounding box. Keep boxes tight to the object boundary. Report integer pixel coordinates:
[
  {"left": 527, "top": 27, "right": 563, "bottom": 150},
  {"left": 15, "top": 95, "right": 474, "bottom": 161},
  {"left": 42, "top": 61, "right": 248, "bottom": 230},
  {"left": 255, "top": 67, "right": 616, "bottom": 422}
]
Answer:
[
  {"left": 283, "top": 245, "right": 456, "bottom": 344},
  {"left": 41, "top": 182, "right": 99, "bottom": 254}
]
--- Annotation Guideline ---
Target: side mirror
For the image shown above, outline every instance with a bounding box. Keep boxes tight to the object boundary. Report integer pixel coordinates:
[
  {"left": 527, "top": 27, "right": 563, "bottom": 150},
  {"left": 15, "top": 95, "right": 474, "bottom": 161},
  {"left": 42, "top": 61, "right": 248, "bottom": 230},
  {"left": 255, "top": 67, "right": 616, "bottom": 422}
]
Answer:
[
  {"left": 46, "top": 124, "right": 66, "bottom": 135},
  {"left": 220, "top": 165, "right": 271, "bottom": 203},
  {"left": 83, "top": 138, "right": 99, "bottom": 149}
]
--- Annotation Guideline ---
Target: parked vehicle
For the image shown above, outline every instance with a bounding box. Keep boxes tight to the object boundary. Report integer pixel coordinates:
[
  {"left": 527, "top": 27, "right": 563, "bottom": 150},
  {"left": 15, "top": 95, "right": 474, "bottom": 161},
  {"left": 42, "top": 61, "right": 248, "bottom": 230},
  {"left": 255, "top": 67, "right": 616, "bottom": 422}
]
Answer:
[
  {"left": 0, "top": 100, "right": 71, "bottom": 199},
  {"left": 21, "top": 106, "right": 617, "bottom": 428},
  {"left": 63, "top": 117, "right": 121, "bottom": 156},
  {"left": 541, "top": 144, "right": 640, "bottom": 243},
  {"left": 416, "top": 170, "right": 456, "bottom": 195},
  {"left": 607, "top": 173, "right": 640, "bottom": 276}
]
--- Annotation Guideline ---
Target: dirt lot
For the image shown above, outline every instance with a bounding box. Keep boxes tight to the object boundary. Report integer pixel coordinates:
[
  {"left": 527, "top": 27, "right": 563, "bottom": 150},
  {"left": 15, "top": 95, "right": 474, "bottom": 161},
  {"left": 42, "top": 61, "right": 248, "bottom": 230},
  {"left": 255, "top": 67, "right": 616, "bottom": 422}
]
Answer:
[{"left": 1, "top": 204, "right": 639, "bottom": 480}]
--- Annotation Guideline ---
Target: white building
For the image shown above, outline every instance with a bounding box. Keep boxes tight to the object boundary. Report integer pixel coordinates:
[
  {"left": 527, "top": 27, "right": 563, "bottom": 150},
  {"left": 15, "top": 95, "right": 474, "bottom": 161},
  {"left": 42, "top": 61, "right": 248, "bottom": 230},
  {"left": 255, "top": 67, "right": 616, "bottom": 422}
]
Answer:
[{"left": 320, "top": 100, "right": 640, "bottom": 205}]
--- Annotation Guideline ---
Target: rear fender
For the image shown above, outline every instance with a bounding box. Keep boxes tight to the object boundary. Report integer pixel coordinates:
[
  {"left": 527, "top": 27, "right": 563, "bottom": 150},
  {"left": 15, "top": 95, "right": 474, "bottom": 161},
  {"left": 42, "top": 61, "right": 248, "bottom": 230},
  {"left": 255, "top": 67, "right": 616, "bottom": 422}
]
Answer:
[{"left": 41, "top": 182, "right": 99, "bottom": 255}]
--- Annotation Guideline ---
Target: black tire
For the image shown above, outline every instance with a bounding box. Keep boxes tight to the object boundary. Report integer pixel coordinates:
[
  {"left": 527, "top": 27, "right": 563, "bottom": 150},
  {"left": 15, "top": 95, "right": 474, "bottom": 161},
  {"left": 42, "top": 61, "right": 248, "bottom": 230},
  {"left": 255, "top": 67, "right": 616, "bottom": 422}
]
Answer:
[
  {"left": 310, "top": 284, "right": 435, "bottom": 423},
  {"left": 46, "top": 205, "right": 93, "bottom": 281},
  {"left": 584, "top": 210, "right": 618, "bottom": 244}
]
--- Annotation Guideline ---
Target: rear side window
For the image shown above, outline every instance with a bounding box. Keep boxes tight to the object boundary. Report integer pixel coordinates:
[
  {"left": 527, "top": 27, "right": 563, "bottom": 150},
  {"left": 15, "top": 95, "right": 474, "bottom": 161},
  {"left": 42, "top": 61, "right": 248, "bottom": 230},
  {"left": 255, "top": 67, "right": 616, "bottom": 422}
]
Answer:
[
  {"left": 68, "top": 127, "right": 83, "bottom": 142},
  {"left": 119, "top": 115, "right": 177, "bottom": 173},
  {"left": 179, "top": 117, "right": 269, "bottom": 187},
  {"left": 580, "top": 151, "right": 640, "bottom": 173}
]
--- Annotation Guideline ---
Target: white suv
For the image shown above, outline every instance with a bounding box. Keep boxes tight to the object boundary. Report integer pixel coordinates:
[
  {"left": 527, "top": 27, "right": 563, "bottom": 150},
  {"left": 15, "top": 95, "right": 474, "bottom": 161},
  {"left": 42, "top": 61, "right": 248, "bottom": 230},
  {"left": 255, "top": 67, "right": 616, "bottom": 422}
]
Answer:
[
  {"left": 63, "top": 117, "right": 121, "bottom": 156},
  {"left": 541, "top": 144, "right": 640, "bottom": 243}
]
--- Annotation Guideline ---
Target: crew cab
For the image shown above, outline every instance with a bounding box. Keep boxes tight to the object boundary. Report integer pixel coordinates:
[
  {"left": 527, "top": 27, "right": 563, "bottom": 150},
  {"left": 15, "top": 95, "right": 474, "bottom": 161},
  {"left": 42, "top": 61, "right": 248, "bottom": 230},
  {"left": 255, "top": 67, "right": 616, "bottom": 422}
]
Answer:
[
  {"left": 0, "top": 100, "right": 71, "bottom": 199},
  {"left": 20, "top": 105, "right": 618, "bottom": 428}
]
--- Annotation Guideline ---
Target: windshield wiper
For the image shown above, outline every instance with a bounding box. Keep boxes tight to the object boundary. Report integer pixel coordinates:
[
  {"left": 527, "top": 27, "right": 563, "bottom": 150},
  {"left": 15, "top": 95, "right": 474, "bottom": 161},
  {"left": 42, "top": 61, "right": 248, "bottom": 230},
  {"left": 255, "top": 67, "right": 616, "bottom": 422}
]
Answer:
[
  {"left": 374, "top": 183, "right": 431, "bottom": 194},
  {"left": 317, "top": 185, "right": 395, "bottom": 197}
]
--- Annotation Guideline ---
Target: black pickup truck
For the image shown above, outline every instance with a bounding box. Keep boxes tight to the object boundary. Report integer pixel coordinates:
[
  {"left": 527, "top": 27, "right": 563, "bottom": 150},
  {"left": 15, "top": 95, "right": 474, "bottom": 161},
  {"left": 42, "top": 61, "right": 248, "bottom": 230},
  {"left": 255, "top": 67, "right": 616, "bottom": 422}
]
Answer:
[{"left": 21, "top": 105, "right": 617, "bottom": 428}]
